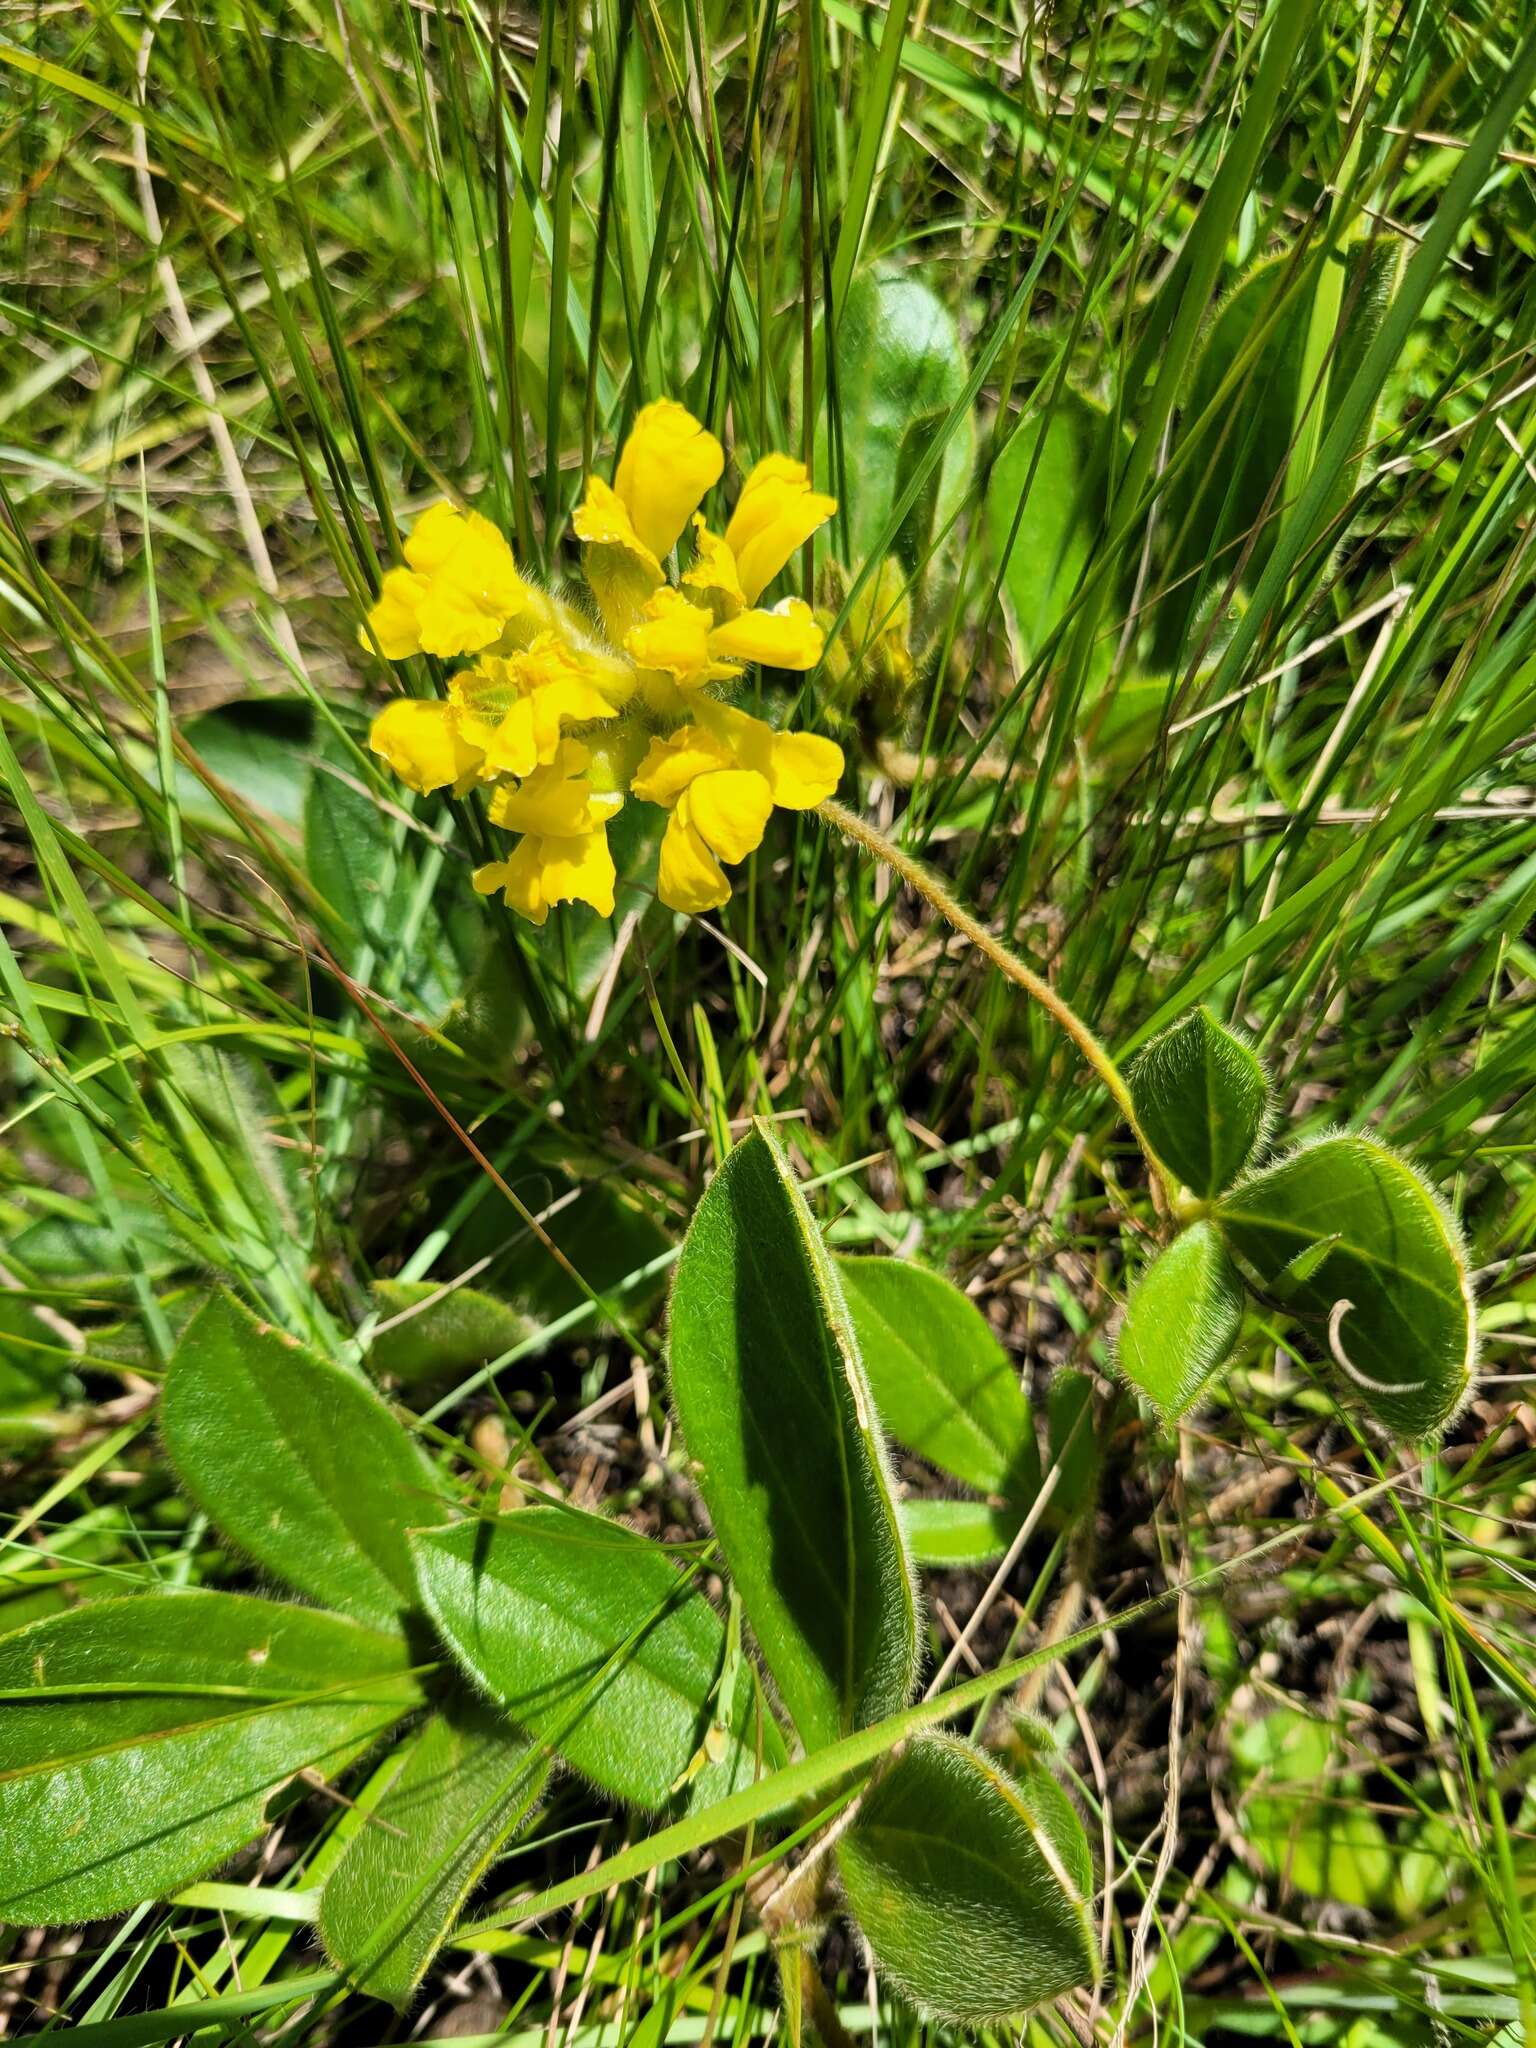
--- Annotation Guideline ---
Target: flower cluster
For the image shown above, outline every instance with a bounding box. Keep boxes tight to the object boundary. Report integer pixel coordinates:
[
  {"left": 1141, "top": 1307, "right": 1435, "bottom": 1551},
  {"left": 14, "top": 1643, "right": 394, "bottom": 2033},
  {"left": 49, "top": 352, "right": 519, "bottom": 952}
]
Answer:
[{"left": 362, "top": 402, "right": 844, "bottom": 923}]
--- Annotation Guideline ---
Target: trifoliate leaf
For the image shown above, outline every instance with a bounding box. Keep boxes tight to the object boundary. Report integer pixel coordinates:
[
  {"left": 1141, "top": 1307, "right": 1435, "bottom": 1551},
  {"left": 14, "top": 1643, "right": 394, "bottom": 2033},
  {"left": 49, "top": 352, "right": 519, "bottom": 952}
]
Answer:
[
  {"left": 1215, "top": 1134, "right": 1475, "bottom": 1436},
  {"left": 1116, "top": 1221, "right": 1245, "bottom": 1422},
  {"left": 837, "top": 1734, "right": 1097, "bottom": 2022},
  {"left": 1127, "top": 1007, "right": 1270, "bottom": 1198}
]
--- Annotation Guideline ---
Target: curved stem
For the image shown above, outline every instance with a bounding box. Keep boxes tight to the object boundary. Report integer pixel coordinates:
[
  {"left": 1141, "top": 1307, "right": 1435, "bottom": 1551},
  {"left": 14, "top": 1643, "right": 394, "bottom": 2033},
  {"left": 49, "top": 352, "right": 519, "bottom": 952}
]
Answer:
[{"left": 817, "top": 797, "right": 1176, "bottom": 1208}]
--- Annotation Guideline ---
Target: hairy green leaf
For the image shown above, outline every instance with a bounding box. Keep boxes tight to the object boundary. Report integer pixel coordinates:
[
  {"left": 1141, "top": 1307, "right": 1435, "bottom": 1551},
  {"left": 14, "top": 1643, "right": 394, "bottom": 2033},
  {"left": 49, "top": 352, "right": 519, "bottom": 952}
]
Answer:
[
  {"left": 414, "top": 1506, "right": 784, "bottom": 1812},
  {"left": 669, "top": 1124, "right": 917, "bottom": 1751},
  {"left": 837, "top": 1734, "right": 1097, "bottom": 2022},
  {"left": 162, "top": 1291, "right": 435, "bottom": 1629},
  {"left": 900, "top": 1498, "right": 1020, "bottom": 1568},
  {"left": 986, "top": 388, "right": 1120, "bottom": 664},
  {"left": 1216, "top": 1135, "right": 1475, "bottom": 1435},
  {"left": 320, "top": 1702, "right": 547, "bottom": 2005},
  {"left": 1127, "top": 1008, "right": 1270, "bottom": 1198},
  {"left": 819, "top": 269, "right": 971, "bottom": 571},
  {"left": 369, "top": 1279, "right": 531, "bottom": 1388},
  {"left": 836, "top": 1255, "right": 1038, "bottom": 1500},
  {"left": 0, "top": 1591, "right": 420, "bottom": 1925},
  {"left": 1116, "top": 1221, "right": 1245, "bottom": 1422}
]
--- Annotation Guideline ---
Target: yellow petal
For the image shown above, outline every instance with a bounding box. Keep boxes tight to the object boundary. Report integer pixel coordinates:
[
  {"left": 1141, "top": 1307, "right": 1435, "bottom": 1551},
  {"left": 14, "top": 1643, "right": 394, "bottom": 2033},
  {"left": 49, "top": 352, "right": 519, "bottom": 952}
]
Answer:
[
  {"left": 613, "top": 400, "right": 725, "bottom": 560},
  {"left": 657, "top": 813, "right": 730, "bottom": 915},
  {"left": 449, "top": 656, "right": 520, "bottom": 752},
  {"left": 490, "top": 772, "right": 595, "bottom": 841},
  {"left": 401, "top": 501, "right": 469, "bottom": 574},
  {"left": 480, "top": 698, "right": 540, "bottom": 781},
  {"left": 370, "top": 698, "right": 483, "bottom": 794},
  {"left": 361, "top": 568, "right": 431, "bottom": 660},
  {"left": 477, "top": 839, "right": 550, "bottom": 925},
  {"left": 683, "top": 769, "right": 773, "bottom": 864},
  {"left": 530, "top": 673, "right": 620, "bottom": 756},
  {"left": 763, "top": 727, "right": 844, "bottom": 807},
  {"left": 625, "top": 587, "right": 740, "bottom": 689},
  {"left": 724, "top": 453, "right": 836, "bottom": 604},
  {"left": 536, "top": 824, "right": 618, "bottom": 919},
  {"left": 682, "top": 516, "right": 745, "bottom": 620},
  {"left": 398, "top": 504, "right": 527, "bottom": 657},
  {"left": 702, "top": 702, "right": 844, "bottom": 808},
  {"left": 573, "top": 475, "right": 665, "bottom": 641},
  {"left": 707, "top": 596, "right": 824, "bottom": 671},
  {"left": 630, "top": 723, "right": 735, "bottom": 809}
]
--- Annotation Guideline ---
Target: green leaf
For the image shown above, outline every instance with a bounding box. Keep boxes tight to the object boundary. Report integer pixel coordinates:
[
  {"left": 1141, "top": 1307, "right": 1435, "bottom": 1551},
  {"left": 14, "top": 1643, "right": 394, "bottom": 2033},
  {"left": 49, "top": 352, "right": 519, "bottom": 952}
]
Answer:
[
  {"left": 369, "top": 1279, "right": 531, "bottom": 1388},
  {"left": 304, "top": 765, "right": 487, "bottom": 1019},
  {"left": 1116, "top": 1221, "right": 1245, "bottom": 1423},
  {"left": 413, "top": 1505, "right": 785, "bottom": 1813},
  {"left": 178, "top": 697, "right": 316, "bottom": 833},
  {"left": 1126, "top": 1007, "right": 1270, "bottom": 1198},
  {"left": 10, "top": 1197, "right": 185, "bottom": 1297},
  {"left": 836, "top": 1255, "right": 1038, "bottom": 1500},
  {"left": 1230, "top": 1708, "right": 1394, "bottom": 1910},
  {"left": 669, "top": 1126, "right": 917, "bottom": 1752},
  {"left": 1215, "top": 1135, "right": 1476, "bottom": 1436},
  {"left": 819, "top": 269, "right": 972, "bottom": 571},
  {"left": 161, "top": 1292, "right": 435, "bottom": 1629},
  {"left": 837, "top": 1734, "right": 1097, "bottom": 2022},
  {"left": 986, "top": 388, "right": 1120, "bottom": 665},
  {"left": 320, "top": 1702, "right": 547, "bottom": 2006},
  {"left": 0, "top": 1591, "right": 420, "bottom": 1925},
  {"left": 900, "top": 1498, "right": 1020, "bottom": 1568}
]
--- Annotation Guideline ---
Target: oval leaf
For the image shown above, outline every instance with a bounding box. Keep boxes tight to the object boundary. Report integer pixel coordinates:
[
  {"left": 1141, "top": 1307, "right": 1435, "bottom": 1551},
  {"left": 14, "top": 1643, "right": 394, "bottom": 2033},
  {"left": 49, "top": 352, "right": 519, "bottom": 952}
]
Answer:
[
  {"left": 161, "top": 1292, "right": 435, "bottom": 1630},
  {"left": 669, "top": 1124, "right": 917, "bottom": 1751},
  {"left": 819, "top": 269, "right": 971, "bottom": 570},
  {"left": 1127, "top": 1008, "right": 1270, "bottom": 1198},
  {"left": 836, "top": 1255, "right": 1039, "bottom": 1501},
  {"left": 320, "top": 1702, "right": 548, "bottom": 2006},
  {"left": 413, "top": 1505, "right": 785, "bottom": 1812},
  {"left": 1215, "top": 1135, "right": 1475, "bottom": 1435},
  {"left": 837, "top": 1734, "right": 1097, "bottom": 2022},
  {"left": 0, "top": 1591, "right": 420, "bottom": 1925},
  {"left": 986, "top": 388, "right": 1122, "bottom": 665},
  {"left": 1116, "top": 1221, "right": 1245, "bottom": 1422},
  {"left": 370, "top": 1279, "right": 531, "bottom": 1388},
  {"left": 900, "top": 1498, "right": 1021, "bottom": 1568}
]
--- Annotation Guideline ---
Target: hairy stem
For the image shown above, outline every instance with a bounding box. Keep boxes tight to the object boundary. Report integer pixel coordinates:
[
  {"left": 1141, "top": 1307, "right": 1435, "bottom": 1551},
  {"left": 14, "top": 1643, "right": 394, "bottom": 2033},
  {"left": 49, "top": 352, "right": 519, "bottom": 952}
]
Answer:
[{"left": 817, "top": 797, "right": 1175, "bottom": 1207}]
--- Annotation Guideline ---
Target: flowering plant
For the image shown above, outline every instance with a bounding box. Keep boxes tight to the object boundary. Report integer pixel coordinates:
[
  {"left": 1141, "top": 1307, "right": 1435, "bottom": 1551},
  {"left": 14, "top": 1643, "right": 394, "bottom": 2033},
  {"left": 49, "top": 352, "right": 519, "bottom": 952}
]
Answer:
[{"left": 363, "top": 400, "right": 845, "bottom": 924}]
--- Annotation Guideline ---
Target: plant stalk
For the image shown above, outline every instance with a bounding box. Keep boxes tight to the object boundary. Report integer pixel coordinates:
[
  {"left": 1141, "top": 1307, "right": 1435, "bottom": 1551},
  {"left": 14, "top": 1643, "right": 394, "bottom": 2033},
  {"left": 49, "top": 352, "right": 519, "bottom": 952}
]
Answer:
[{"left": 817, "top": 798, "right": 1176, "bottom": 1207}]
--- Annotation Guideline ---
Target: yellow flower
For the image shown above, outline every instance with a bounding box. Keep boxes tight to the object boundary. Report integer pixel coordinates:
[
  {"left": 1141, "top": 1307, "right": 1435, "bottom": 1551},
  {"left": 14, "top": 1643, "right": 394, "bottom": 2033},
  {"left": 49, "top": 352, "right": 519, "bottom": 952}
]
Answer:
[
  {"left": 361, "top": 502, "right": 528, "bottom": 660},
  {"left": 632, "top": 705, "right": 843, "bottom": 914},
  {"left": 625, "top": 585, "right": 825, "bottom": 694},
  {"left": 451, "top": 634, "right": 625, "bottom": 781},
  {"left": 724, "top": 454, "right": 837, "bottom": 605},
  {"left": 614, "top": 400, "right": 727, "bottom": 559},
  {"left": 473, "top": 742, "right": 620, "bottom": 925},
  {"left": 369, "top": 697, "right": 483, "bottom": 795},
  {"left": 575, "top": 401, "right": 724, "bottom": 638}
]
